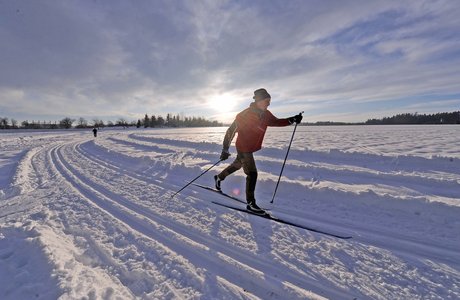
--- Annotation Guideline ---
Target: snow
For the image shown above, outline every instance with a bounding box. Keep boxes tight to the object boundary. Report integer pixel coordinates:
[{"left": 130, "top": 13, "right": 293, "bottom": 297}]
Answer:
[{"left": 0, "top": 125, "right": 459, "bottom": 299}]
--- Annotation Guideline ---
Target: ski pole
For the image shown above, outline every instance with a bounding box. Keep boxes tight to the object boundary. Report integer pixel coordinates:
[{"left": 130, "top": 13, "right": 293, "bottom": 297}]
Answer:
[
  {"left": 171, "top": 159, "right": 222, "bottom": 198},
  {"left": 271, "top": 112, "right": 303, "bottom": 204}
]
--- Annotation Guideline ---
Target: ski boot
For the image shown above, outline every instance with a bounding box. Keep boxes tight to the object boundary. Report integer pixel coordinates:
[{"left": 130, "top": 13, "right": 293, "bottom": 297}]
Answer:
[
  {"left": 247, "top": 199, "right": 266, "bottom": 215},
  {"left": 214, "top": 175, "right": 222, "bottom": 192}
]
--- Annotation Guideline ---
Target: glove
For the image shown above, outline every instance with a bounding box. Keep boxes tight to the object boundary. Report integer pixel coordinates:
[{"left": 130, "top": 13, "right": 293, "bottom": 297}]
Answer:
[
  {"left": 220, "top": 149, "right": 230, "bottom": 161},
  {"left": 288, "top": 114, "right": 303, "bottom": 124}
]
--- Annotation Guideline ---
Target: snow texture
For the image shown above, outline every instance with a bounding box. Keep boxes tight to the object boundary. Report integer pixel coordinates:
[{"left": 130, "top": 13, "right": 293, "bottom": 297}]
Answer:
[{"left": 0, "top": 125, "right": 459, "bottom": 299}]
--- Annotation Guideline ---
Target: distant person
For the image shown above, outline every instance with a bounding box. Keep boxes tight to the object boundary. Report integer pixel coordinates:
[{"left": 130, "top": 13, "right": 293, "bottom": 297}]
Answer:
[
  {"left": 215, "top": 88, "right": 302, "bottom": 214},
  {"left": 92, "top": 127, "right": 98, "bottom": 137}
]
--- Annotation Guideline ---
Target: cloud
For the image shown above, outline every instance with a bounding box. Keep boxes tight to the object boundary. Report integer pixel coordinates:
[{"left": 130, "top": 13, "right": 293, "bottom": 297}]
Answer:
[{"left": 0, "top": 0, "right": 459, "bottom": 123}]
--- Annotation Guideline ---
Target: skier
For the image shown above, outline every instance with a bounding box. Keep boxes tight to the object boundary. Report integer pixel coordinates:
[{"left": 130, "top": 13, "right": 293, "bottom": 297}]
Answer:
[
  {"left": 92, "top": 127, "right": 98, "bottom": 137},
  {"left": 215, "top": 88, "right": 302, "bottom": 214}
]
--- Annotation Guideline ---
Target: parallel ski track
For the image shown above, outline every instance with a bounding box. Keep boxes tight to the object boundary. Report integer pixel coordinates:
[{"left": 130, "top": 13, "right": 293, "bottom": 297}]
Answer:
[
  {"left": 51, "top": 139, "right": 352, "bottom": 299},
  {"left": 81, "top": 138, "right": 460, "bottom": 267},
  {"left": 46, "top": 145, "right": 190, "bottom": 299},
  {"left": 38, "top": 142, "right": 183, "bottom": 298},
  {"left": 43, "top": 141, "right": 192, "bottom": 298}
]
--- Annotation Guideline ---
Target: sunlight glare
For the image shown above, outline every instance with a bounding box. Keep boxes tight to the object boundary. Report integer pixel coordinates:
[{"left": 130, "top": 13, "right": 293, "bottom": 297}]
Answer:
[{"left": 207, "top": 93, "right": 236, "bottom": 113}]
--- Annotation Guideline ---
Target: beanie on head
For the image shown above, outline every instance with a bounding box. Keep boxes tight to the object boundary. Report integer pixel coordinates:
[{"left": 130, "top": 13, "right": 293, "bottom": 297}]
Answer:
[{"left": 253, "top": 88, "right": 271, "bottom": 101}]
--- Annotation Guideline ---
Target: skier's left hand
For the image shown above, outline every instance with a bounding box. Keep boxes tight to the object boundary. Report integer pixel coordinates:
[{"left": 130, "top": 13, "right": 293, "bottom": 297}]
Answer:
[{"left": 289, "top": 114, "right": 303, "bottom": 124}]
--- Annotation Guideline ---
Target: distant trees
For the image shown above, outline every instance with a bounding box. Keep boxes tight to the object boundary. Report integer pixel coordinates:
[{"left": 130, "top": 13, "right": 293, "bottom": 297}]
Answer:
[
  {"left": 365, "top": 111, "right": 460, "bottom": 125},
  {"left": 0, "top": 112, "right": 222, "bottom": 129},
  {"left": 60, "top": 117, "right": 75, "bottom": 129},
  {"left": 2, "top": 110, "right": 459, "bottom": 130},
  {"left": 92, "top": 119, "right": 105, "bottom": 128},
  {"left": 76, "top": 117, "right": 88, "bottom": 128},
  {"left": 116, "top": 118, "right": 129, "bottom": 127},
  {"left": 0, "top": 117, "right": 17, "bottom": 129},
  {"left": 2, "top": 117, "right": 74, "bottom": 129},
  {"left": 20, "top": 120, "right": 58, "bottom": 129},
  {"left": 138, "top": 113, "right": 222, "bottom": 128},
  {"left": 0, "top": 117, "right": 8, "bottom": 129}
]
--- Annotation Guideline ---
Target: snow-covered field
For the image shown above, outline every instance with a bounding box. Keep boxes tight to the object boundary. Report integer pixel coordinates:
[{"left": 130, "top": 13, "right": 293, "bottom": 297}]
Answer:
[{"left": 0, "top": 125, "right": 459, "bottom": 299}]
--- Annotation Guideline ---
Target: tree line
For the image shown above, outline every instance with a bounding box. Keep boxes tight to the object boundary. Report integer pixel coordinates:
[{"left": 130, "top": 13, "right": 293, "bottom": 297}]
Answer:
[
  {"left": 3, "top": 110, "right": 458, "bottom": 129},
  {"left": 304, "top": 110, "right": 460, "bottom": 126},
  {"left": 365, "top": 111, "right": 460, "bottom": 125},
  {"left": 137, "top": 113, "right": 222, "bottom": 128},
  {"left": 0, "top": 113, "right": 222, "bottom": 130},
  {"left": 0, "top": 117, "right": 128, "bottom": 129}
]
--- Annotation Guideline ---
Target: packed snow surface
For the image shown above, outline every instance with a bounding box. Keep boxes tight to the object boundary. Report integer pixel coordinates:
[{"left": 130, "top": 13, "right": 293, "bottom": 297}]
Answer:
[{"left": 0, "top": 125, "right": 459, "bottom": 299}]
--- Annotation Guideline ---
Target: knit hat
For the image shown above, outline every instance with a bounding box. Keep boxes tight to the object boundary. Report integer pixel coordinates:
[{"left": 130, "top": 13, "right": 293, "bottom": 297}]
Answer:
[{"left": 253, "top": 88, "right": 271, "bottom": 101}]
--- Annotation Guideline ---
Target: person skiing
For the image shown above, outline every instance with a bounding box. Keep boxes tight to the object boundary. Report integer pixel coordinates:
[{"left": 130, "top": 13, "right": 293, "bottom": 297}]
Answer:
[
  {"left": 92, "top": 127, "right": 98, "bottom": 137},
  {"left": 215, "top": 88, "right": 303, "bottom": 214}
]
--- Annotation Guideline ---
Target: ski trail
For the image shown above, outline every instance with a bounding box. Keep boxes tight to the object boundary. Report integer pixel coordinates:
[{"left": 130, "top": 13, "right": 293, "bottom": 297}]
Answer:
[
  {"left": 48, "top": 142, "right": 195, "bottom": 298},
  {"left": 56, "top": 139, "right": 354, "bottom": 299},
  {"left": 90, "top": 133, "right": 458, "bottom": 253},
  {"left": 68, "top": 134, "right": 460, "bottom": 298}
]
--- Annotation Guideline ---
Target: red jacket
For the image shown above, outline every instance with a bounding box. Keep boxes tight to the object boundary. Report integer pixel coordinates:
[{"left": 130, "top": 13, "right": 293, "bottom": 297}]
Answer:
[{"left": 223, "top": 103, "right": 291, "bottom": 153}]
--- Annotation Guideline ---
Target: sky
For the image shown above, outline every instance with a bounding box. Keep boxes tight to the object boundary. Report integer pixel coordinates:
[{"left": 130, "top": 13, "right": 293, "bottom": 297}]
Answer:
[{"left": 1, "top": 0, "right": 460, "bottom": 124}]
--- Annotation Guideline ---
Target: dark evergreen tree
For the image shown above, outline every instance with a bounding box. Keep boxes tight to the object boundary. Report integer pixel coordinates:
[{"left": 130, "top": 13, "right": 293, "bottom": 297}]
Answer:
[
  {"left": 150, "top": 115, "right": 157, "bottom": 127},
  {"left": 144, "top": 114, "right": 149, "bottom": 128}
]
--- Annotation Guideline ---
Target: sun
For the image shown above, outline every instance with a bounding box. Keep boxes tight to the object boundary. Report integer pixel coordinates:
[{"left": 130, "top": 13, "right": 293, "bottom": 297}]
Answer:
[{"left": 207, "top": 93, "right": 236, "bottom": 113}]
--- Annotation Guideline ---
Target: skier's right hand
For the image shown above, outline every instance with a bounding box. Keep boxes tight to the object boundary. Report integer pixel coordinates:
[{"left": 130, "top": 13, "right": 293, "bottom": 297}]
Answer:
[{"left": 220, "top": 150, "right": 230, "bottom": 161}]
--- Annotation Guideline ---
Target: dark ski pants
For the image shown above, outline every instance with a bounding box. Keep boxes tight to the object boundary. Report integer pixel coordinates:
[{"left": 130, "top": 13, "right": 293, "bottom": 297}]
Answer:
[{"left": 217, "top": 152, "right": 257, "bottom": 203}]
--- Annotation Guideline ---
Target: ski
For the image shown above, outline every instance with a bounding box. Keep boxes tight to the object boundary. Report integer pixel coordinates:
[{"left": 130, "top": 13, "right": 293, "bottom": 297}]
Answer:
[
  {"left": 212, "top": 201, "right": 352, "bottom": 239},
  {"left": 192, "top": 183, "right": 246, "bottom": 204},
  {"left": 193, "top": 183, "right": 272, "bottom": 212}
]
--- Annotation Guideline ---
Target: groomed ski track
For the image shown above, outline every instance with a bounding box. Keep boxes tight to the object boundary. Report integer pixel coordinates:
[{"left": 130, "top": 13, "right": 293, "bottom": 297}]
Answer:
[
  {"left": 50, "top": 141, "right": 336, "bottom": 298},
  {"left": 1, "top": 129, "right": 460, "bottom": 299}
]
